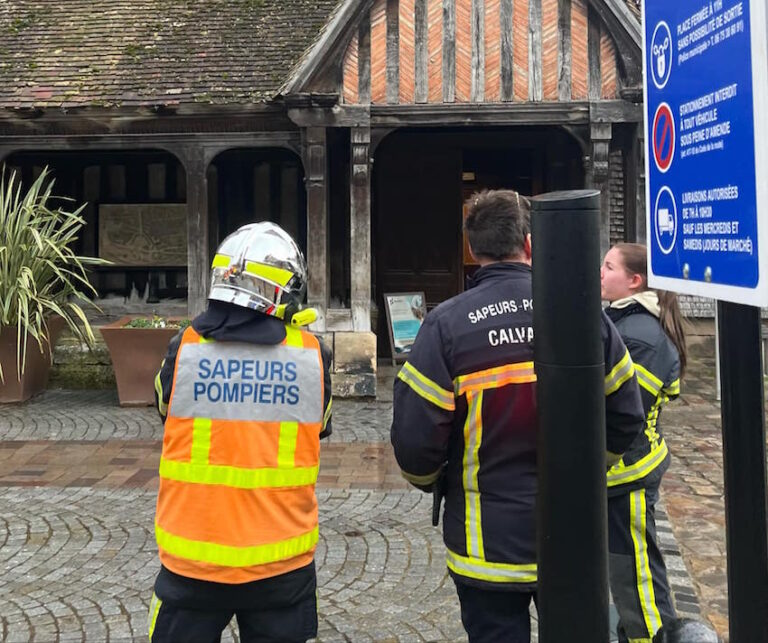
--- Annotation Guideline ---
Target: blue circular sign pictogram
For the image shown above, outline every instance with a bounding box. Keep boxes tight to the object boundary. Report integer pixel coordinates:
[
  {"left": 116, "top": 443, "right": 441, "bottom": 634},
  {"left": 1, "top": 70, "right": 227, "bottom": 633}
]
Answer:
[
  {"left": 654, "top": 186, "right": 678, "bottom": 256},
  {"left": 650, "top": 21, "right": 673, "bottom": 90},
  {"left": 652, "top": 102, "right": 675, "bottom": 173}
]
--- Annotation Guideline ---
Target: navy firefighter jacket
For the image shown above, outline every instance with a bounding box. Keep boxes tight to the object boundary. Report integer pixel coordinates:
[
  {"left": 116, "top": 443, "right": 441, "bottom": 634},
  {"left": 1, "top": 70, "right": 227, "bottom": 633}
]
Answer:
[{"left": 390, "top": 262, "right": 645, "bottom": 591}]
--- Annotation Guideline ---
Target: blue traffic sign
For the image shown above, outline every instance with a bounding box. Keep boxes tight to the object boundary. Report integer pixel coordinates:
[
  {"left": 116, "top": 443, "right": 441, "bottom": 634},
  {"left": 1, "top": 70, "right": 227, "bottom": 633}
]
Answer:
[{"left": 643, "top": 0, "right": 768, "bottom": 305}]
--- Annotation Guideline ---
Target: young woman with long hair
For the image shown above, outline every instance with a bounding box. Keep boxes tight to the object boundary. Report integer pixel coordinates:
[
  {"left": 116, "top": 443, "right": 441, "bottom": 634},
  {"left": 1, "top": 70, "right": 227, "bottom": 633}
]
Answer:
[{"left": 600, "top": 242, "right": 687, "bottom": 643}]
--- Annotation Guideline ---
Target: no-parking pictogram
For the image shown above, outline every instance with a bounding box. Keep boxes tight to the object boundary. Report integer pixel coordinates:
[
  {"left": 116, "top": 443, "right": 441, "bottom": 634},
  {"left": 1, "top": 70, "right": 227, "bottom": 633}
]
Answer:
[{"left": 652, "top": 102, "right": 675, "bottom": 173}]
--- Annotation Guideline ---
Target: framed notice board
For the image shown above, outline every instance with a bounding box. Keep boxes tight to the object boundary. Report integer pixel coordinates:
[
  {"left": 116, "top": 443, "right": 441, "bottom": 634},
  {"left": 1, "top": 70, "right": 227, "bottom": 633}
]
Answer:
[{"left": 383, "top": 292, "right": 427, "bottom": 366}]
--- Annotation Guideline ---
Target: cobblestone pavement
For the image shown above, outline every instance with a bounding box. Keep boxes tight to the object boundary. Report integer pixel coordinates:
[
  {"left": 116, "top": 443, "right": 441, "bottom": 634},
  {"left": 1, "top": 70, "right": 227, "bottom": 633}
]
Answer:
[
  {"left": 661, "top": 356, "right": 733, "bottom": 640},
  {"left": 0, "top": 362, "right": 711, "bottom": 642}
]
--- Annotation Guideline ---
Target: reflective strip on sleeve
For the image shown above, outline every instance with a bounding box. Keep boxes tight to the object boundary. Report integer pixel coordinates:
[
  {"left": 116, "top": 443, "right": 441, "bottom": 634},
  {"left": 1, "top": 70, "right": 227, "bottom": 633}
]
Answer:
[
  {"left": 446, "top": 549, "right": 537, "bottom": 584},
  {"left": 607, "top": 440, "right": 669, "bottom": 488},
  {"left": 277, "top": 421, "right": 299, "bottom": 468},
  {"left": 323, "top": 399, "right": 332, "bottom": 430},
  {"left": 147, "top": 592, "right": 163, "bottom": 641},
  {"left": 400, "top": 468, "right": 442, "bottom": 486},
  {"left": 159, "top": 458, "right": 319, "bottom": 488},
  {"left": 455, "top": 362, "right": 536, "bottom": 396},
  {"left": 605, "top": 349, "right": 635, "bottom": 396},
  {"left": 630, "top": 489, "right": 663, "bottom": 637},
  {"left": 663, "top": 378, "right": 680, "bottom": 397},
  {"left": 634, "top": 364, "right": 663, "bottom": 397},
  {"left": 397, "top": 362, "right": 456, "bottom": 411},
  {"left": 156, "top": 523, "right": 319, "bottom": 568},
  {"left": 463, "top": 391, "right": 485, "bottom": 560},
  {"left": 155, "top": 368, "right": 168, "bottom": 416}
]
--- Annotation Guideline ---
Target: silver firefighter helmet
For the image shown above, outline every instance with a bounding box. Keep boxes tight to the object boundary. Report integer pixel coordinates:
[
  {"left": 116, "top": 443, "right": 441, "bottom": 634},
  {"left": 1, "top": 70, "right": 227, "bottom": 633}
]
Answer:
[{"left": 209, "top": 222, "right": 308, "bottom": 318}]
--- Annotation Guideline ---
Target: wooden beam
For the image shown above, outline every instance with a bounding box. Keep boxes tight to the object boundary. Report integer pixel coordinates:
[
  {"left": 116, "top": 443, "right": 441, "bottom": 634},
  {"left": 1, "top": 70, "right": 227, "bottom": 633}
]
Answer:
[
  {"left": 287, "top": 105, "right": 370, "bottom": 128},
  {"left": 589, "top": 99, "right": 642, "bottom": 123},
  {"left": 529, "top": 0, "right": 543, "bottom": 101},
  {"left": 443, "top": 0, "right": 456, "bottom": 102},
  {"left": 589, "top": 122, "right": 613, "bottom": 258},
  {"left": 182, "top": 145, "right": 210, "bottom": 317},
  {"left": 371, "top": 102, "right": 590, "bottom": 126},
  {"left": 415, "top": 0, "right": 429, "bottom": 103},
  {"left": 588, "top": 7, "right": 602, "bottom": 100},
  {"left": 386, "top": 0, "right": 400, "bottom": 104},
  {"left": 558, "top": 0, "right": 572, "bottom": 101},
  {"left": 501, "top": 0, "right": 514, "bottom": 102},
  {"left": 471, "top": 0, "right": 485, "bottom": 102},
  {"left": 302, "top": 127, "right": 329, "bottom": 331},
  {"left": 358, "top": 14, "right": 372, "bottom": 104},
  {"left": 350, "top": 127, "right": 372, "bottom": 331}
]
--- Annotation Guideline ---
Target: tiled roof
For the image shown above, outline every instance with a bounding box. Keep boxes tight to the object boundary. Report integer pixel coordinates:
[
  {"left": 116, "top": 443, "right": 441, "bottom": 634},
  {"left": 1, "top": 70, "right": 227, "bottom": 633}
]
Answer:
[{"left": 0, "top": 0, "right": 342, "bottom": 109}]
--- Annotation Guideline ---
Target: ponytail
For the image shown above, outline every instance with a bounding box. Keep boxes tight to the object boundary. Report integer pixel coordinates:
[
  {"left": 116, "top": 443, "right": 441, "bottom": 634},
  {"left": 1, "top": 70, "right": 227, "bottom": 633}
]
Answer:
[{"left": 657, "top": 290, "right": 688, "bottom": 378}]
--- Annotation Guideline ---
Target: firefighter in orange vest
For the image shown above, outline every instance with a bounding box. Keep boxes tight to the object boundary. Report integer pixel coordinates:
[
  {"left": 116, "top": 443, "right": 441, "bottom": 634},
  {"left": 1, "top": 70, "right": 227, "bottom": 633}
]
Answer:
[{"left": 148, "top": 222, "right": 332, "bottom": 643}]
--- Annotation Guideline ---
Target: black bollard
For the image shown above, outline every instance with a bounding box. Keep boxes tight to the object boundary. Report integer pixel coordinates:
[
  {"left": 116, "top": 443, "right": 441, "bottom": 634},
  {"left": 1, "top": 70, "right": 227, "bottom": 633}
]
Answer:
[
  {"left": 531, "top": 190, "right": 608, "bottom": 643},
  {"left": 652, "top": 618, "right": 721, "bottom": 643}
]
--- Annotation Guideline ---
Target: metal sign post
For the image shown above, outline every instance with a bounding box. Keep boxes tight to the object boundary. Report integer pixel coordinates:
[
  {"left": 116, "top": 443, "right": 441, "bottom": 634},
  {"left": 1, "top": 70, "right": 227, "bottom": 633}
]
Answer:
[{"left": 641, "top": 0, "right": 768, "bottom": 638}]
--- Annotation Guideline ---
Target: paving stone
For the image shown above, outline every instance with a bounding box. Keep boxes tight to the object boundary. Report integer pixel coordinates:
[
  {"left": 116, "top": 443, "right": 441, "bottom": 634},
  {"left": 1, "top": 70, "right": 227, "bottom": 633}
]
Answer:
[{"left": 0, "top": 356, "right": 722, "bottom": 642}]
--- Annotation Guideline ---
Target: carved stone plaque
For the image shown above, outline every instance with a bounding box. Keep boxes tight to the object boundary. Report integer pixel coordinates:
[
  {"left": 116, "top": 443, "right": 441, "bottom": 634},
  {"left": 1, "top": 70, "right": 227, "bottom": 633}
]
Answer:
[{"left": 99, "top": 204, "right": 187, "bottom": 266}]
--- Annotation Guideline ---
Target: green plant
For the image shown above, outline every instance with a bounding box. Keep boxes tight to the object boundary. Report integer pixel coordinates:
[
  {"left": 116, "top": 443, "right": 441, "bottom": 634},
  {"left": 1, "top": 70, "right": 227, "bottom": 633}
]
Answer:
[
  {"left": 123, "top": 316, "right": 190, "bottom": 329},
  {"left": 0, "top": 167, "right": 107, "bottom": 382}
]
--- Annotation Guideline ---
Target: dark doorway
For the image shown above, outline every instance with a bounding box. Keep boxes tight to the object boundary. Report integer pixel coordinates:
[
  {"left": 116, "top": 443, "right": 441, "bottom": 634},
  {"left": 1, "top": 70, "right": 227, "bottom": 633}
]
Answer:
[
  {"left": 210, "top": 148, "right": 306, "bottom": 257},
  {"left": 4, "top": 150, "right": 186, "bottom": 300},
  {"left": 372, "top": 126, "right": 584, "bottom": 357}
]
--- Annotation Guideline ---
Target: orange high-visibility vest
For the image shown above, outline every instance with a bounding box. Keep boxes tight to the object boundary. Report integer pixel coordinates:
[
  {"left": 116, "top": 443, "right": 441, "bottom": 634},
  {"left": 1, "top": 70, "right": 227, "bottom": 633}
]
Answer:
[{"left": 155, "top": 324, "right": 324, "bottom": 584}]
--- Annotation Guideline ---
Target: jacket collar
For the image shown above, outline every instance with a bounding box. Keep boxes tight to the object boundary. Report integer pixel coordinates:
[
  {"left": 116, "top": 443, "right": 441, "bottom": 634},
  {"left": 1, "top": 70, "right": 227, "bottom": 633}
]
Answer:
[
  {"left": 609, "top": 290, "right": 661, "bottom": 319},
  {"left": 467, "top": 262, "right": 532, "bottom": 289}
]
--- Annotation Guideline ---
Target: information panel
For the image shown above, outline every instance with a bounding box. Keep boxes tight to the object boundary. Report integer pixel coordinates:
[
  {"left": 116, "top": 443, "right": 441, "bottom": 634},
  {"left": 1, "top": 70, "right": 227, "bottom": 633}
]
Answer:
[{"left": 643, "top": 0, "right": 768, "bottom": 305}]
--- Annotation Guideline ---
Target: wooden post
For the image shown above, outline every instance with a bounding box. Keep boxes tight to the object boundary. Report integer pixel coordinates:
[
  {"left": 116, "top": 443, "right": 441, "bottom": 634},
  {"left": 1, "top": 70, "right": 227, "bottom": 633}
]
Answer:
[
  {"left": 350, "top": 127, "right": 372, "bottom": 332},
  {"left": 635, "top": 125, "right": 647, "bottom": 244},
  {"left": 184, "top": 145, "right": 210, "bottom": 318},
  {"left": 588, "top": 122, "right": 612, "bottom": 259},
  {"left": 303, "top": 127, "right": 330, "bottom": 331}
]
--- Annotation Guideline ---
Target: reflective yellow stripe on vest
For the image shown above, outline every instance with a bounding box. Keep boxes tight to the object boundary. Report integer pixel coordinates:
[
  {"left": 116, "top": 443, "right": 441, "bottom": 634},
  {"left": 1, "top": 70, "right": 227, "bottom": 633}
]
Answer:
[
  {"left": 607, "top": 439, "right": 669, "bottom": 487},
  {"left": 455, "top": 362, "right": 536, "bottom": 397},
  {"left": 605, "top": 349, "right": 635, "bottom": 395},
  {"left": 463, "top": 390, "right": 485, "bottom": 560},
  {"left": 397, "top": 362, "right": 456, "bottom": 410},
  {"left": 156, "top": 523, "right": 319, "bottom": 568},
  {"left": 447, "top": 548, "right": 537, "bottom": 584},
  {"left": 159, "top": 458, "right": 319, "bottom": 488}
]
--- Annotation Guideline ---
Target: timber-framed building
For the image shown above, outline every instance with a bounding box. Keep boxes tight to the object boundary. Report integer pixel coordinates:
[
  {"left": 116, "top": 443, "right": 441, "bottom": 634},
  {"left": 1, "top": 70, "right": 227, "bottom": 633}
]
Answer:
[{"left": 0, "top": 0, "right": 646, "bottom": 394}]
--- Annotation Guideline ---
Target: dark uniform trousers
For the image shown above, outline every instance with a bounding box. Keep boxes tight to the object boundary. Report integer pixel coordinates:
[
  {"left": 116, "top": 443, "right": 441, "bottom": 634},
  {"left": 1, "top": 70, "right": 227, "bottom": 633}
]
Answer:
[
  {"left": 454, "top": 582, "right": 537, "bottom": 643},
  {"left": 148, "top": 594, "right": 317, "bottom": 643},
  {"left": 608, "top": 484, "right": 675, "bottom": 642}
]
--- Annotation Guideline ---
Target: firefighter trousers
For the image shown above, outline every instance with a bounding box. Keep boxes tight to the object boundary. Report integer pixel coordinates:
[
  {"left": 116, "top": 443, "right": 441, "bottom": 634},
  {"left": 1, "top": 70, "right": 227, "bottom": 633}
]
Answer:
[
  {"left": 454, "top": 580, "right": 537, "bottom": 643},
  {"left": 608, "top": 484, "right": 676, "bottom": 643},
  {"left": 147, "top": 591, "right": 317, "bottom": 643}
]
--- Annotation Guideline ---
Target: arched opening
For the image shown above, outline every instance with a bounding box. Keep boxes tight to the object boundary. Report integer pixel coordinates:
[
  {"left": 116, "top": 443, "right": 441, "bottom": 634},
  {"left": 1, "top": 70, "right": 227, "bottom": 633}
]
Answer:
[
  {"left": 5, "top": 149, "right": 187, "bottom": 303},
  {"left": 210, "top": 148, "right": 306, "bottom": 256}
]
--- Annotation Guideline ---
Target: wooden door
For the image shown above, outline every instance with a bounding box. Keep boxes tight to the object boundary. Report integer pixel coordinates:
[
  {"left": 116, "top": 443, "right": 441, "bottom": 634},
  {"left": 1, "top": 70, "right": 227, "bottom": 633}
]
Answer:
[{"left": 374, "top": 138, "right": 463, "bottom": 355}]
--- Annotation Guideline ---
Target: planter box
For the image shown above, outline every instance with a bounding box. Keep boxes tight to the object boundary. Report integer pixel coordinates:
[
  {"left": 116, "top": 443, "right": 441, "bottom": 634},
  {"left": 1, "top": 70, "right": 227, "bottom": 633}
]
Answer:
[
  {"left": 100, "top": 316, "right": 184, "bottom": 407},
  {"left": 0, "top": 316, "right": 66, "bottom": 403}
]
